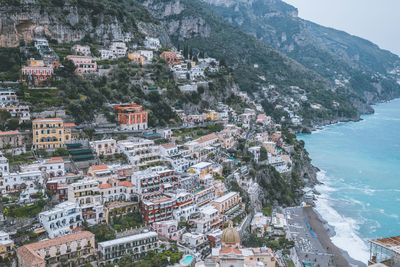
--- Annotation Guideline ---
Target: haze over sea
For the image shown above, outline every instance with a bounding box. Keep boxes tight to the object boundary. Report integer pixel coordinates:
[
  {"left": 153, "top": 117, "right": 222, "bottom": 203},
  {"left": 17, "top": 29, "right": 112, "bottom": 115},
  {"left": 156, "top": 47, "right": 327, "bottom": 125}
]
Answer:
[{"left": 298, "top": 98, "right": 400, "bottom": 262}]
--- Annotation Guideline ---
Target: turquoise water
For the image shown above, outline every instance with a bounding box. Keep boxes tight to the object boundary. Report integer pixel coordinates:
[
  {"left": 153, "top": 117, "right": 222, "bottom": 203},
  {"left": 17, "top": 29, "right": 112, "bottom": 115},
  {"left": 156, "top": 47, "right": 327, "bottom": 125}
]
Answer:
[
  {"left": 298, "top": 99, "right": 400, "bottom": 262},
  {"left": 182, "top": 255, "right": 194, "bottom": 265}
]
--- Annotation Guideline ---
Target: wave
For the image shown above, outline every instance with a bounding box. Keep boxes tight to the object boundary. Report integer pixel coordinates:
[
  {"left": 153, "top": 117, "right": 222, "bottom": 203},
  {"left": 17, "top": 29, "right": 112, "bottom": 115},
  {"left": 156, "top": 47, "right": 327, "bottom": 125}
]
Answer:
[{"left": 315, "top": 196, "right": 370, "bottom": 262}]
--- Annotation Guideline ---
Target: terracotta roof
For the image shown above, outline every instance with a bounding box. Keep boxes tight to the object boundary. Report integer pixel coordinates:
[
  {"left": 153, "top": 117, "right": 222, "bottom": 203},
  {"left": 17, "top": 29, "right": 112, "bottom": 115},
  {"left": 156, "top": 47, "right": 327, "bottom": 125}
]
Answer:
[
  {"left": 161, "top": 143, "right": 176, "bottom": 149},
  {"left": 64, "top": 123, "right": 76, "bottom": 128},
  {"left": 90, "top": 164, "right": 107, "bottom": 171},
  {"left": 99, "top": 184, "right": 112, "bottom": 189},
  {"left": 0, "top": 130, "right": 20, "bottom": 136},
  {"left": 45, "top": 157, "right": 63, "bottom": 164},
  {"left": 17, "top": 231, "right": 94, "bottom": 264},
  {"left": 32, "top": 118, "right": 62, "bottom": 122},
  {"left": 196, "top": 133, "right": 218, "bottom": 144},
  {"left": 219, "top": 247, "right": 242, "bottom": 255},
  {"left": 118, "top": 181, "right": 134, "bottom": 187},
  {"left": 17, "top": 246, "right": 43, "bottom": 266}
]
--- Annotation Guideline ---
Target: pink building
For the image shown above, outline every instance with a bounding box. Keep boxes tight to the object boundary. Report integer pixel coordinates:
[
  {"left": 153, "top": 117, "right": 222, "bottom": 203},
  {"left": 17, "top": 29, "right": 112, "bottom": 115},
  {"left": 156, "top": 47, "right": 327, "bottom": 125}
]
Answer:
[
  {"left": 152, "top": 220, "right": 184, "bottom": 241},
  {"left": 66, "top": 55, "right": 97, "bottom": 75}
]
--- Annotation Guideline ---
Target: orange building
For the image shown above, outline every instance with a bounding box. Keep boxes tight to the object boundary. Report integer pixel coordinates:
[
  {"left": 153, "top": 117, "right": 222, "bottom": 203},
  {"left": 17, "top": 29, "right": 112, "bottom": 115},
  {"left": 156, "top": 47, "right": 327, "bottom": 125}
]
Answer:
[
  {"left": 22, "top": 59, "right": 53, "bottom": 84},
  {"left": 160, "top": 51, "right": 181, "bottom": 66},
  {"left": 114, "top": 103, "right": 148, "bottom": 130}
]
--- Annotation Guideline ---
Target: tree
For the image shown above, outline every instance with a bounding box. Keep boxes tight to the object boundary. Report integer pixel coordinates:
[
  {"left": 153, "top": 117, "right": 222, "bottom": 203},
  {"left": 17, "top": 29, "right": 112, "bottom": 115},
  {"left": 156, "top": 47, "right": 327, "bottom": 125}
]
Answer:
[
  {"left": 6, "top": 119, "right": 19, "bottom": 130},
  {"left": 260, "top": 146, "right": 268, "bottom": 161}
]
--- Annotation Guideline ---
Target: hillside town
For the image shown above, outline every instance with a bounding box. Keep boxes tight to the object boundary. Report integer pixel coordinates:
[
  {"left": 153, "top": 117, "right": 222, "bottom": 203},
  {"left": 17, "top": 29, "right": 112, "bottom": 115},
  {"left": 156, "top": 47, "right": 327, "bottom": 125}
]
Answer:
[
  {"left": 3, "top": 29, "right": 393, "bottom": 267},
  {"left": 0, "top": 33, "right": 319, "bottom": 267}
]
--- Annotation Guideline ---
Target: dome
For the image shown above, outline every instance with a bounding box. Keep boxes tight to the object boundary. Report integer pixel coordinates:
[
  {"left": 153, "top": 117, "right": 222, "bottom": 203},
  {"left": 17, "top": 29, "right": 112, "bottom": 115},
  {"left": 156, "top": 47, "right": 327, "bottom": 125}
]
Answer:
[{"left": 221, "top": 222, "right": 240, "bottom": 247}]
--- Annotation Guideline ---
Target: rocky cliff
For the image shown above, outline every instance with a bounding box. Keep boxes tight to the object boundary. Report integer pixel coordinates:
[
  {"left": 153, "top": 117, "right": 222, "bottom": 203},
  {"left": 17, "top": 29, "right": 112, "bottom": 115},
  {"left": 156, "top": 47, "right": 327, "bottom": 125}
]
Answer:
[{"left": 0, "top": 0, "right": 171, "bottom": 47}]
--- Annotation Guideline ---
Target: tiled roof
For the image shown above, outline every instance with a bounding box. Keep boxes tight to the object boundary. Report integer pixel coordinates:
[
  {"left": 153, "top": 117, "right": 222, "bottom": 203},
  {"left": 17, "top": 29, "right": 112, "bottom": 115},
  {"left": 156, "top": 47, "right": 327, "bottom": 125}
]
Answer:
[
  {"left": 196, "top": 133, "right": 218, "bottom": 144},
  {"left": 64, "top": 123, "right": 76, "bottom": 128},
  {"left": 161, "top": 143, "right": 176, "bottom": 149},
  {"left": 118, "top": 181, "right": 134, "bottom": 187},
  {"left": 45, "top": 157, "right": 63, "bottom": 164},
  {"left": 32, "top": 118, "right": 62, "bottom": 122},
  {"left": 90, "top": 164, "right": 107, "bottom": 171},
  {"left": 0, "top": 130, "right": 20, "bottom": 136},
  {"left": 99, "top": 184, "right": 112, "bottom": 189}
]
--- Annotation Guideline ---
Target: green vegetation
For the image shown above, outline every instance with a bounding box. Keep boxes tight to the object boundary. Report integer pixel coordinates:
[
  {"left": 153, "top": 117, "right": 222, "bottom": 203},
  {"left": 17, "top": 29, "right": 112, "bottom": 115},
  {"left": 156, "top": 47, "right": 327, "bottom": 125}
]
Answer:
[
  {"left": 5, "top": 152, "right": 35, "bottom": 166},
  {"left": 0, "top": 48, "right": 21, "bottom": 81},
  {"left": 111, "top": 212, "right": 144, "bottom": 232},
  {"left": 85, "top": 224, "right": 115, "bottom": 243},
  {"left": 262, "top": 205, "right": 272, "bottom": 216},
  {"left": 242, "top": 233, "right": 294, "bottom": 251},
  {"left": 118, "top": 246, "right": 184, "bottom": 267},
  {"left": 4, "top": 199, "right": 46, "bottom": 218}
]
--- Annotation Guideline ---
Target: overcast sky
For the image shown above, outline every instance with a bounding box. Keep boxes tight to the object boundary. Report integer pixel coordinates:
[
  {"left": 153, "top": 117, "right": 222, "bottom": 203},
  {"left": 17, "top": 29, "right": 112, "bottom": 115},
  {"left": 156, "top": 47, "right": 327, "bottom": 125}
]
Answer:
[{"left": 282, "top": 0, "right": 400, "bottom": 56}]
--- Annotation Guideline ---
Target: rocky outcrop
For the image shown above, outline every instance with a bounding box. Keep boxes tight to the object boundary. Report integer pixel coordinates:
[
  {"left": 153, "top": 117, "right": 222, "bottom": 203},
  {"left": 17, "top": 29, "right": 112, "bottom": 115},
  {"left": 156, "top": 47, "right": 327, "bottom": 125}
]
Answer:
[
  {"left": 141, "top": 0, "right": 211, "bottom": 40},
  {"left": 0, "top": 0, "right": 171, "bottom": 47}
]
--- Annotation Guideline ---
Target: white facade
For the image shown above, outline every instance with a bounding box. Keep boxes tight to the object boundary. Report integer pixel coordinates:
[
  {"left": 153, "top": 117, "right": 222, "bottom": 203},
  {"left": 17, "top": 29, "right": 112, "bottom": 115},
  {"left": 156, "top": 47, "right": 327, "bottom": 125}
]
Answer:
[
  {"left": 90, "top": 139, "right": 118, "bottom": 156},
  {"left": 72, "top": 45, "right": 91, "bottom": 56},
  {"left": 68, "top": 179, "right": 104, "bottom": 225},
  {"left": 118, "top": 139, "right": 161, "bottom": 167},
  {"left": 110, "top": 42, "right": 128, "bottom": 58},
  {"left": 99, "top": 49, "right": 115, "bottom": 60},
  {"left": 39, "top": 201, "right": 83, "bottom": 238},
  {"left": 144, "top": 37, "right": 161, "bottom": 50},
  {"left": 98, "top": 231, "right": 158, "bottom": 263},
  {"left": 138, "top": 50, "right": 153, "bottom": 63}
]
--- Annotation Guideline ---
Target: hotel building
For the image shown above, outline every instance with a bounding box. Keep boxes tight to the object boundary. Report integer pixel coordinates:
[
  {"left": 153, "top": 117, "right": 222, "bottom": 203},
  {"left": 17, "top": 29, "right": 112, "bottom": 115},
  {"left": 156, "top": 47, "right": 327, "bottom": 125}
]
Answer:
[
  {"left": 98, "top": 231, "right": 158, "bottom": 264},
  {"left": 16, "top": 231, "right": 96, "bottom": 267},
  {"left": 32, "top": 118, "right": 75, "bottom": 150},
  {"left": 114, "top": 103, "right": 148, "bottom": 130}
]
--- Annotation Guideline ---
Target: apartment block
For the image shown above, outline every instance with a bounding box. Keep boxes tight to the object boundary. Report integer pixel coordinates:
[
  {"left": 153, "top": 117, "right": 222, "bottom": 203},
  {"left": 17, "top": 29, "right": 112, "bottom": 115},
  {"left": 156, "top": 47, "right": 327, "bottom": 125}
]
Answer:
[
  {"left": 98, "top": 231, "right": 158, "bottom": 264},
  {"left": 39, "top": 202, "right": 83, "bottom": 238}
]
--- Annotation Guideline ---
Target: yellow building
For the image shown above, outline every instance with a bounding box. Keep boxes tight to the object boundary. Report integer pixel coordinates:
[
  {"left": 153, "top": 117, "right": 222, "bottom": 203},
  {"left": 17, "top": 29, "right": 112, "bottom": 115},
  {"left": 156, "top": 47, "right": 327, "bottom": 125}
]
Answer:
[
  {"left": 206, "top": 110, "right": 220, "bottom": 121},
  {"left": 211, "top": 191, "right": 242, "bottom": 215},
  {"left": 128, "top": 53, "right": 144, "bottom": 66},
  {"left": 32, "top": 118, "right": 76, "bottom": 150},
  {"left": 0, "top": 231, "right": 14, "bottom": 260}
]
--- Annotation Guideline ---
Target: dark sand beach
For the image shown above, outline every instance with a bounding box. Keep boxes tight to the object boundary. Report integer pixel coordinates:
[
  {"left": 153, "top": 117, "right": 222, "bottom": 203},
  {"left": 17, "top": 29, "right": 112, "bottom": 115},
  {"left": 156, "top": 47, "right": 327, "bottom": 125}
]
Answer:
[{"left": 303, "top": 207, "right": 366, "bottom": 267}]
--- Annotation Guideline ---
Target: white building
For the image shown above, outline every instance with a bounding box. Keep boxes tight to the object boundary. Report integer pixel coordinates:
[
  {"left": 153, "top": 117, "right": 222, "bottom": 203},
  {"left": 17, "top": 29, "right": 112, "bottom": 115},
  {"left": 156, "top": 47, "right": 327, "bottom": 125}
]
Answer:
[
  {"left": 39, "top": 201, "right": 83, "bottom": 238},
  {"left": 99, "top": 49, "right": 115, "bottom": 60},
  {"left": 118, "top": 139, "right": 162, "bottom": 168},
  {"left": 182, "top": 232, "right": 208, "bottom": 250},
  {"left": 98, "top": 231, "right": 159, "bottom": 264},
  {"left": 173, "top": 204, "right": 199, "bottom": 222},
  {"left": 0, "top": 89, "right": 18, "bottom": 107},
  {"left": 144, "top": 37, "right": 161, "bottom": 50},
  {"left": 194, "top": 205, "right": 221, "bottom": 234},
  {"left": 90, "top": 139, "right": 118, "bottom": 156},
  {"left": 68, "top": 179, "right": 104, "bottom": 225},
  {"left": 248, "top": 146, "right": 261, "bottom": 163},
  {"left": 110, "top": 41, "right": 128, "bottom": 58},
  {"left": 138, "top": 50, "right": 153, "bottom": 64},
  {"left": 72, "top": 44, "right": 91, "bottom": 56},
  {"left": 41, "top": 157, "right": 65, "bottom": 177}
]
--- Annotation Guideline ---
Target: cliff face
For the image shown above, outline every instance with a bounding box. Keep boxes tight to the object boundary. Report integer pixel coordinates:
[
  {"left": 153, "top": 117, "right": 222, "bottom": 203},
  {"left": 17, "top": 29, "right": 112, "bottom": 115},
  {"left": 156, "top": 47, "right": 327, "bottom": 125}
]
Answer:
[
  {"left": 141, "top": 0, "right": 211, "bottom": 40},
  {"left": 0, "top": 0, "right": 171, "bottom": 47}
]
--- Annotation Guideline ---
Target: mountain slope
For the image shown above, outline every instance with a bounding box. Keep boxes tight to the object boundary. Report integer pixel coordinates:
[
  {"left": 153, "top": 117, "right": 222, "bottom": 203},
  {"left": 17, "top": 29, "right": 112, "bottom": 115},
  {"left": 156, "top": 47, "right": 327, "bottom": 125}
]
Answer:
[
  {"left": 139, "top": 0, "right": 362, "bottom": 125},
  {"left": 202, "top": 0, "right": 400, "bottom": 104}
]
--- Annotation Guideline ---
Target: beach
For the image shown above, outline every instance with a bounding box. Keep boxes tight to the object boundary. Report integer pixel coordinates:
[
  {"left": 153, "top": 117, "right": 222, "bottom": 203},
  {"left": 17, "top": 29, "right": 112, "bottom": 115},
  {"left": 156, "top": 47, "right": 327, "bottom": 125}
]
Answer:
[{"left": 303, "top": 207, "right": 366, "bottom": 267}]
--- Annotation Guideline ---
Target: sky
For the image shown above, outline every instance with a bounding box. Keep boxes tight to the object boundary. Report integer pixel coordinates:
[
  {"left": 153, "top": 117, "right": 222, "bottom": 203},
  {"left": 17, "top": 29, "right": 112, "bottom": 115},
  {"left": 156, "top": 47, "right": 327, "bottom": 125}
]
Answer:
[{"left": 282, "top": 0, "right": 400, "bottom": 56}]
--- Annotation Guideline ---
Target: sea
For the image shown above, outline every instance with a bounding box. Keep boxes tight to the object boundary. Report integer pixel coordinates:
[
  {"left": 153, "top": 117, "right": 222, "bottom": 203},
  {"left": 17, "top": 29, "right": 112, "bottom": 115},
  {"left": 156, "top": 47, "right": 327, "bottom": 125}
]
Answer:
[{"left": 297, "top": 98, "right": 400, "bottom": 263}]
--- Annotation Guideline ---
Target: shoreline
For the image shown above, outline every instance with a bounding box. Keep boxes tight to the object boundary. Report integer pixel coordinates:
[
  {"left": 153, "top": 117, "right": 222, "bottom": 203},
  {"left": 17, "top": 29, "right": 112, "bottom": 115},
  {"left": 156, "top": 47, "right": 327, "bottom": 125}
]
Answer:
[{"left": 303, "top": 206, "right": 366, "bottom": 267}]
